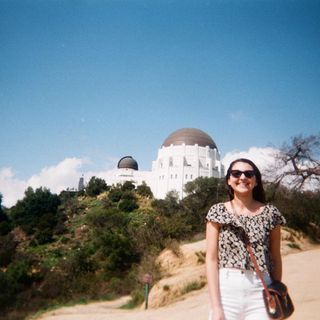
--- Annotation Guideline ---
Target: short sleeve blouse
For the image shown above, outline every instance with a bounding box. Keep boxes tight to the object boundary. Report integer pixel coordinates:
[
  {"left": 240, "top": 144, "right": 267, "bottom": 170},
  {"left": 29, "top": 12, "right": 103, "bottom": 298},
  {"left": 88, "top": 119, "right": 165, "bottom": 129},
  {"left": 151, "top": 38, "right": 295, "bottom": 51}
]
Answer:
[{"left": 206, "top": 203, "right": 286, "bottom": 273}]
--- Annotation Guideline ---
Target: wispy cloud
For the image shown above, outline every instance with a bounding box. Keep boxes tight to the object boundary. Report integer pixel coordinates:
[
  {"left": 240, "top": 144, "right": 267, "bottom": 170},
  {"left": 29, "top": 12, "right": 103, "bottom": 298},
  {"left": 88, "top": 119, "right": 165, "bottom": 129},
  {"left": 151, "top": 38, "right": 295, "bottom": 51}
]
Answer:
[{"left": 229, "top": 110, "right": 245, "bottom": 122}]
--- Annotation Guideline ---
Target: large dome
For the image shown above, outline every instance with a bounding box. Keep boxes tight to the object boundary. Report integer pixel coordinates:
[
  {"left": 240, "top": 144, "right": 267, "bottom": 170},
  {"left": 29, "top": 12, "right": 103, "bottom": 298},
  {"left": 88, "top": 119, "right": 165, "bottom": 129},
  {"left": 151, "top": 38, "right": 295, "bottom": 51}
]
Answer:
[
  {"left": 162, "top": 128, "right": 217, "bottom": 149},
  {"left": 117, "top": 156, "right": 138, "bottom": 170}
]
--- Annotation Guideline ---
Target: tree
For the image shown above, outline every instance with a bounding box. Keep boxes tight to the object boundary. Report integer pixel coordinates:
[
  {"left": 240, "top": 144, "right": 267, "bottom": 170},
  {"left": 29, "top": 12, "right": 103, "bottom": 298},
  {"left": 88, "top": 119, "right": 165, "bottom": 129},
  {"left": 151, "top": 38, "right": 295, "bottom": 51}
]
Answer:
[
  {"left": 121, "top": 181, "right": 135, "bottom": 192},
  {"left": 270, "top": 134, "right": 320, "bottom": 189},
  {"left": 10, "top": 187, "right": 60, "bottom": 243},
  {"left": 0, "top": 194, "right": 11, "bottom": 235},
  {"left": 136, "top": 181, "right": 153, "bottom": 198},
  {"left": 181, "top": 177, "right": 226, "bottom": 232},
  {"left": 86, "top": 176, "right": 109, "bottom": 197}
]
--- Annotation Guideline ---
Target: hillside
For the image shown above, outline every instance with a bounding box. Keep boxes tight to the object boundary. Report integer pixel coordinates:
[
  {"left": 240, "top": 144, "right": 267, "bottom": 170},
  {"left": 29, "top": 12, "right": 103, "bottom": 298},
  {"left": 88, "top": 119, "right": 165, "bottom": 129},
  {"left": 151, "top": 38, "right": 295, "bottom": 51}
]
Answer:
[
  {"left": 34, "top": 232, "right": 320, "bottom": 320},
  {"left": 2, "top": 178, "right": 320, "bottom": 320}
]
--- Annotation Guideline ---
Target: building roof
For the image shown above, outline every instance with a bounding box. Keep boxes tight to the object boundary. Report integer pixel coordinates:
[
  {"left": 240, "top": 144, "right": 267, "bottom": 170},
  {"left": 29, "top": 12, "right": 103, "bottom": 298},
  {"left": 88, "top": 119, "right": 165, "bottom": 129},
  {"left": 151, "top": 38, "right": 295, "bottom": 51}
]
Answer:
[
  {"left": 162, "top": 128, "right": 217, "bottom": 149},
  {"left": 117, "top": 156, "right": 139, "bottom": 170}
]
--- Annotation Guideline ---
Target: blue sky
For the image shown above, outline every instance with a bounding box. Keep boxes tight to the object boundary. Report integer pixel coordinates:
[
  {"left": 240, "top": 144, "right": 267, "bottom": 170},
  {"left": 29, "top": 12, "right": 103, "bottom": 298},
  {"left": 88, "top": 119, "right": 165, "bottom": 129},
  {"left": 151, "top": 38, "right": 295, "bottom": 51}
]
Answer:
[{"left": 1, "top": 0, "right": 320, "bottom": 205}]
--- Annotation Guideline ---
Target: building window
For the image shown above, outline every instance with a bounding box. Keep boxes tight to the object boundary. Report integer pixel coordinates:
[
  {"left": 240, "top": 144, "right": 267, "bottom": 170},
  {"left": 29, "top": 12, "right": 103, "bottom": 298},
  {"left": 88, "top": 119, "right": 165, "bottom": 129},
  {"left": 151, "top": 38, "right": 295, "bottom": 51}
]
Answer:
[
  {"left": 185, "top": 174, "right": 188, "bottom": 179},
  {"left": 175, "top": 174, "right": 178, "bottom": 179},
  {"left": 170, "top": 174, "right": 173, "bottom": 179},
  {"left": 190, "top": 174, "right": 193, "bottom": 179},
  {"left": 169, "top": 157, "right": 173, "bottom": 167}
]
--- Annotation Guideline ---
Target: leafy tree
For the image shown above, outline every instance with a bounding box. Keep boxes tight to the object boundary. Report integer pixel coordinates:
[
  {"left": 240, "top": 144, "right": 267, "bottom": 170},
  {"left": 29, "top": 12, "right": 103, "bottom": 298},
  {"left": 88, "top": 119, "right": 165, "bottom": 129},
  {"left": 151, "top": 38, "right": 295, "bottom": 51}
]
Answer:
[
  {"left": 151, "top": 190, "right": 181, "bottom": 217},
  {"left": 86, "top": 176, "right": 109, "bottom": 197},
  {"left": 108, "top": 187, "right": 123, "bottom": 203},
  {"left": 267, "top": 184, "right": 320, "bottom": 240},
  {"left": 10, "top": 187, "right": 60, "bottom": 242},
  {"left": 0, "top": 234, "right": 17, "bottom": 267},
  {"left": 121, "top": 181, "right": 135, "bottom": 192},
  {"left": 127, "top": 211, "right": 163, "bottom": 254},
  {"left": 86, "top": 208, "right": 139, "bottom": 272},
  {"left": 151, "top": 192, "right": 192, "bottom": 240},
  {"left": 118, "top": 199, "right": 139, "bottom": 212},
  {"left": 181, "top": 177, "right": 226, "bottom": 232},
  {"left": 136, "top": 181, "right": 153, "bottom": 198},
  {"left": 0, "top": 194, "right": 11, "bottom": 235}
]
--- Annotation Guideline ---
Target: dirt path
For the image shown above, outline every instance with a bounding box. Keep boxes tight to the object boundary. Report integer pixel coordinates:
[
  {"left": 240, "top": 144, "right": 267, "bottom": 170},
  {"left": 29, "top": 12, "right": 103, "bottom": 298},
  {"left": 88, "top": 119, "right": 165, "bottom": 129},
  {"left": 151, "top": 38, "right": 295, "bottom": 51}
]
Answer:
[{"left": 35, "top": 247, "right": 320, "bottom": 320}]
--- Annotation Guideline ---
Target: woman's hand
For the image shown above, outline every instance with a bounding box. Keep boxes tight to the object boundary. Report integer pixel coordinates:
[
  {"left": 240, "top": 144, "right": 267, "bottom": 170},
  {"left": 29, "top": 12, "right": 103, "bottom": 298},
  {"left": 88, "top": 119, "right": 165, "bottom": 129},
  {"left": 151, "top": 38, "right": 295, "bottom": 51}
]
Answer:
[{"left": 209, "top": 307, "right": 225, "bottom": 320}]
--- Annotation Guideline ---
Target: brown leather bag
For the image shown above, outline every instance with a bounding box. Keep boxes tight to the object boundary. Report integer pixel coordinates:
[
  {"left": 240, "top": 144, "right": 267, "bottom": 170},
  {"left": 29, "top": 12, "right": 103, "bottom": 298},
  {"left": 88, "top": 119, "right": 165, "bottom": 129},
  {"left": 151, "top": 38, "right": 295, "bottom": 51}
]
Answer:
[{"left": 246, "top": 237, "right": 294, "bottom": 319}]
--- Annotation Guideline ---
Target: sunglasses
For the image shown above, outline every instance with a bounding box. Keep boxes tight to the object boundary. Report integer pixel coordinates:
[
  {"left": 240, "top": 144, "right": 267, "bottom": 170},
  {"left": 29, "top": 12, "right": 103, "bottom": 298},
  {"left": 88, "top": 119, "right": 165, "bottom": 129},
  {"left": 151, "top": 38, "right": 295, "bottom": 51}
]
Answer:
[{"left": 230, "top": 170, "right": 256, "bottom": 178}]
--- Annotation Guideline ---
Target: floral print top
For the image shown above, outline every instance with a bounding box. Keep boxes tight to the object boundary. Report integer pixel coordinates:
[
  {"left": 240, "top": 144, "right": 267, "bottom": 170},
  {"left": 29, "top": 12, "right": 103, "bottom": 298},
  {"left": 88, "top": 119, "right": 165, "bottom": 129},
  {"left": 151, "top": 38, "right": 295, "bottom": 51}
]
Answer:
[{"left": 206, "top": 203, "right": 286, "bottom": 273}]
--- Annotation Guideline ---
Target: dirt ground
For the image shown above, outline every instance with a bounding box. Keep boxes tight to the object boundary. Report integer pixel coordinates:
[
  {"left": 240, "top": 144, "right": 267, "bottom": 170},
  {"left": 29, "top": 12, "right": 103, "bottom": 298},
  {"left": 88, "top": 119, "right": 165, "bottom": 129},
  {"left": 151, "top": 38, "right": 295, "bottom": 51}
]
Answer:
[{"left": 35, "top": 247, "right": 320, "bottom": 320}]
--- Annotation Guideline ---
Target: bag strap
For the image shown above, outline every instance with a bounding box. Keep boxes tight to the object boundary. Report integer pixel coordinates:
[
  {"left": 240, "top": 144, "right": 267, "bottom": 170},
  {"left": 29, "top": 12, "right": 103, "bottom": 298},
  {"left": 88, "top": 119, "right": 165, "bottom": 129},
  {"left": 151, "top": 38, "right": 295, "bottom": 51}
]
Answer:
[
  {"left": 229, "top": 202, "right": 276, "bottom": 308},
  {"left": 244, "top": 235, "right": 276, "bottom": 310}
]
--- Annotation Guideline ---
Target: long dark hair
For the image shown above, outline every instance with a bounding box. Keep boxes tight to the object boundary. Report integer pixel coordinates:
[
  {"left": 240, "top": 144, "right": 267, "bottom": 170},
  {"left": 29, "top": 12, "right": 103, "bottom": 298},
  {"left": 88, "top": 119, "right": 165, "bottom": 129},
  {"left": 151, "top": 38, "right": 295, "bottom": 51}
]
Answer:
[{"left": 225, "top": 158, "right": 266, "bottom": 203}]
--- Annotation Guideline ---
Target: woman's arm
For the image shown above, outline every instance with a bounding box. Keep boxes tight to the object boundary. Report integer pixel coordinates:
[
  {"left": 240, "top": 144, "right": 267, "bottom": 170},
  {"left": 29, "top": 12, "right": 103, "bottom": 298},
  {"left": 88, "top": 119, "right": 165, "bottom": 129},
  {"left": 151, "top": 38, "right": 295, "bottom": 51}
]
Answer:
[
  {"left": 206, "top": 221, "right": 224, "bottom": 320},
  {"left": 269, "top": 225, "right": 282, "bottom": 281}
]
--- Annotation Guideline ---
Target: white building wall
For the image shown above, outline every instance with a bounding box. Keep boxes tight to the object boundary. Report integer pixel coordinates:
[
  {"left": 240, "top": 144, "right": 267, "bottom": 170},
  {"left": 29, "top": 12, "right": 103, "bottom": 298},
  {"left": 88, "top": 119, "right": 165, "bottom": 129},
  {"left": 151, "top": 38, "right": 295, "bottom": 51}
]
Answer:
[
  {"left": 151, "top": 143, "right": 224, "bottom": 199},
  {"left": 99, "top": 144, "right": 224, "bottom": 200}
]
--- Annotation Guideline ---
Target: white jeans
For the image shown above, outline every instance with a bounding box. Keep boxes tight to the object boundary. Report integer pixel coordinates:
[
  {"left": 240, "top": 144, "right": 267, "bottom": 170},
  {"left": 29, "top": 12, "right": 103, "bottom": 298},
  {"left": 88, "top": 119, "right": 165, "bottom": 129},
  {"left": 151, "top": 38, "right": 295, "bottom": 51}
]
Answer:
[{"left": 209, "top": 268, "right": 272, "bottom": 320}]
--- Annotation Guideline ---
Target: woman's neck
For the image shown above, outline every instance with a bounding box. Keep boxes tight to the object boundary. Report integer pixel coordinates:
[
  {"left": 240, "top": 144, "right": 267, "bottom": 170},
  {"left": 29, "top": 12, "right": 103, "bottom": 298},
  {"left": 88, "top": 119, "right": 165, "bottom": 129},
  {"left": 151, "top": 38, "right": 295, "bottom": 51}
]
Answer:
[{"left": 231, "top": 195, "right": 255, "bottom": 210}]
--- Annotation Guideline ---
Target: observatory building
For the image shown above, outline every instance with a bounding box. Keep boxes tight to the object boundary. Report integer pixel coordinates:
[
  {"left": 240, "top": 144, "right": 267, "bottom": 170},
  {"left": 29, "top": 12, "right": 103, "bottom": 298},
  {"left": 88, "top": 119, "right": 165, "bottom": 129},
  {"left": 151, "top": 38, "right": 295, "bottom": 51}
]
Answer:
[
  {"left": 151, "top": 128, "right": 224, "bottom": 198},
  {"left": 97, "top": 128, "right": 224, "bottom": 199}
]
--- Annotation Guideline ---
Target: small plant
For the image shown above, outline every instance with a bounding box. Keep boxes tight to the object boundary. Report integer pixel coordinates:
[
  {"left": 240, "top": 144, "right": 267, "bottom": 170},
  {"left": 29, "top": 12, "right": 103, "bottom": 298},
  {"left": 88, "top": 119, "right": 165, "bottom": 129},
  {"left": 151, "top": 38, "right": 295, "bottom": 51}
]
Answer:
[
  {"left": 166, "top": 239, "right": 182, "bottom": 257},
  {"left": 287, "top": 242, "right": 301, "bottom": 250},
  {"left": 195, "top": 251, "right": 205, "bottom": 264},
  {"left": 180, "top": 280, "right": 206, "bottom": 295},
  {"left": 163, "top": 284, "right": 170, "bottom": 291},
  {"left": 120, "top": 289, "right": 144, "bottom": 309}
]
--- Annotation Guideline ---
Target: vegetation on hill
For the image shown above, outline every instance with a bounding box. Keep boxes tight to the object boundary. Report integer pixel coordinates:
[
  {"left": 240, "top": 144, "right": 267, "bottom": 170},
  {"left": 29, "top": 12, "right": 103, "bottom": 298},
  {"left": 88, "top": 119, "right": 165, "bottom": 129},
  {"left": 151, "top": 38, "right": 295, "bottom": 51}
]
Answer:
[{"left": 0, "top": 174, "right": 319, "bottom": 320}]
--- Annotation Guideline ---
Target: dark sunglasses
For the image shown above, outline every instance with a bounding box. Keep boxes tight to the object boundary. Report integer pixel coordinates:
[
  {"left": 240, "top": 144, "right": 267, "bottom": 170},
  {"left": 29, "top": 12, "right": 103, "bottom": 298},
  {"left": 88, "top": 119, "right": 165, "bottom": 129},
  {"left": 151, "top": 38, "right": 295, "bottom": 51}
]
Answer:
[{"left": 230, "top": 170, "right": 256, "bottom": 178}]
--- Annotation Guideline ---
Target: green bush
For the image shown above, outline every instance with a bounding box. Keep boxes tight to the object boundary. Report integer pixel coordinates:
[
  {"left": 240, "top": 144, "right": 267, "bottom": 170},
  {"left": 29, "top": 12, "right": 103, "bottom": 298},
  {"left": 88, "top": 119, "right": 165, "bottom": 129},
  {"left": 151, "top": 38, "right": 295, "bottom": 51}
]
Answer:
[
  {"left": 118, "top": 199, "right": 139, "bottom": 212},
  {"left": 86, "top": 176, "right": 109, "bottom": 197},
  {"left": 121, "top": 181, "right": 135, "bottom": 192},
  {"left": 0, "top": 234, "right": 17, "bottom": 267},
  {"left": 10, "top": 187, "right": 60, "bottom": 238},
  {"left": 108, "top": 188, "right": 123, "bottom": 203},
  {"left": 136, "top": 182, "right": 153, "bottom": 198}
]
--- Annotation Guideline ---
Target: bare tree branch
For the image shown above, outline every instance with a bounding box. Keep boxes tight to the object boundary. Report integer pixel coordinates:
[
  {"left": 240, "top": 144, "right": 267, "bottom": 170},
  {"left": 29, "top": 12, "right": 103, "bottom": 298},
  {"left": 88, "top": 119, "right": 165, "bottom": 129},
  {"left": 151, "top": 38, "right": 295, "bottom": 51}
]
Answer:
[{"left": 269, "top": 134, "right": 320, "bottom": 190}]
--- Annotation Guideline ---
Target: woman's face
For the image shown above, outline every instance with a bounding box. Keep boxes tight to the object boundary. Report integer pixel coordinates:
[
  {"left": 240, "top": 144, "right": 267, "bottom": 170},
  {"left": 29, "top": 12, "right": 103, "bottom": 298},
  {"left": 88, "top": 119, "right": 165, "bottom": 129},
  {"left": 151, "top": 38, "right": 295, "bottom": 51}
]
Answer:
[{"left": 227, "top": 161, "right": 257, "bottom": 197}]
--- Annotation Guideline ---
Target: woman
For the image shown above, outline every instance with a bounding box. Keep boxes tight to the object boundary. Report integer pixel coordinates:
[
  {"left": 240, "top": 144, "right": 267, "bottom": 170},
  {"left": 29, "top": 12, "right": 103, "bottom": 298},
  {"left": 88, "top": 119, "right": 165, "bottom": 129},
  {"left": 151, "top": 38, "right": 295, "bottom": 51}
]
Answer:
[{"left": 206, "top": 158, "right": 285, "bottom": 320}]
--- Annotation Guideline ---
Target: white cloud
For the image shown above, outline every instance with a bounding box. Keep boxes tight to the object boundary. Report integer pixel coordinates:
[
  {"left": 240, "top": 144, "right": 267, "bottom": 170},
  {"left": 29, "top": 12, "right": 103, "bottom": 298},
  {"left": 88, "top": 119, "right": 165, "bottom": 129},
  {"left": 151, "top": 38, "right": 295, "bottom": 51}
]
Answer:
[
  {"left": 0, "top": 168, "right": 27, "bottom": 208},
  {"left": 0, "top": 158, "right": 85, "bottom": 208},
  {"left": 27, "top": 158, "right": 85, "bottom": 193},
  {"left": 0, "top": 156, "right": 121, "bottom": 208},
  {"left": 222, "top": 147, "right": 280, "bottom": 176}
]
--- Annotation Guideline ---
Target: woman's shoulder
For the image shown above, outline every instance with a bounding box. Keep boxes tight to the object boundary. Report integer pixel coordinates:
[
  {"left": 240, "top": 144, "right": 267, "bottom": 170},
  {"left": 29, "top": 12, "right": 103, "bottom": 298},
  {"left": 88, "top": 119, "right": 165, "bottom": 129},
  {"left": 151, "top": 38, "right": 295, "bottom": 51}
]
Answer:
[
  {"left": 206, "top": 202, "right": 232, "bottom": 223},
  {"left": 264, "top": 203, "right": 282, "bottom": 214},
  {"left": 263, "top": 203, "right": 286, "bottom": 227}
]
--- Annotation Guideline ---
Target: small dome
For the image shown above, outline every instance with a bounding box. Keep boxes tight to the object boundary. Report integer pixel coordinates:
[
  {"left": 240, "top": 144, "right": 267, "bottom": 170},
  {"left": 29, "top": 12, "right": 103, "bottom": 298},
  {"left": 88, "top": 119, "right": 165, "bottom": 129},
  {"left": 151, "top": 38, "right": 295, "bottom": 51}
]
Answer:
[
  {"left": 162, "top": 128, "right": 217, "bottom": 149},
  {"left": 117, "top": 156, "right": 138, "bottom": 170}
]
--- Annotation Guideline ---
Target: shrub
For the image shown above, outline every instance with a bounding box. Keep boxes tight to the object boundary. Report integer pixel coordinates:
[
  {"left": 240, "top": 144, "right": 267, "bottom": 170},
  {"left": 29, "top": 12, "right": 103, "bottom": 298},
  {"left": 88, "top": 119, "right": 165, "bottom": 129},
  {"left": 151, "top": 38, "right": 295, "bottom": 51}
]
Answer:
[
  {"left": 118, "top": 199, "right": 139, "bottom": 212},
  {"left": 108, "top": 188, "right": 123, "bottom": 203},
  {"left": 0, "top": 234, "right": 17, "bottom": 267},
  {"left": 86, "top": 176, "right": 109, "bottom": 197},
  {"left": 121, "top": 181, "right": 135, "bottom": 192},
  {"left": 0, "top": 271, "right": 15, "bottom": 310},
  {"left": 136, "top": 182, "right": 153, "bottom": 198},
  {"left": 180, "top": 280, "right": 206, "bottom": 295},
  {"left": 10, "top": 187, "right": 60, "bottom": 237}
]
